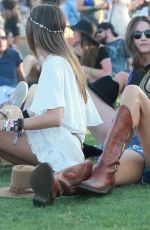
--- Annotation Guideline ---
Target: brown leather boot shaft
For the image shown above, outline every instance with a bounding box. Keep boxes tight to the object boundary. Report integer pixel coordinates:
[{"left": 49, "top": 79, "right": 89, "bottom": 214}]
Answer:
[
  {"left": 102, "top": 105, "right": 133, "bottom": 162},
  {"left": 79, "top": 105, "right": 133, "bottom": 194},
  {"left": 51, "top": 159, "right": 93, "bottom": 198}
]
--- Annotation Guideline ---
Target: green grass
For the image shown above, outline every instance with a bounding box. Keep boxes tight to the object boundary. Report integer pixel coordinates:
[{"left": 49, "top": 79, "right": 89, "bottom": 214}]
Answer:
[{"left": 0, "top": 134, "right": 150, "bottom": 230}]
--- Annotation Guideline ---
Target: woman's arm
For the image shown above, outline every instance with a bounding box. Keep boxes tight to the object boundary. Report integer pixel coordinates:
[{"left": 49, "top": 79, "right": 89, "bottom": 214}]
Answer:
[
  {"left": 24, "top": 107, "right": 64, "bottom": 130},
  {"left": 17, "top": 63, "right": 27, "bottom": 82},
  {"left": 23, "top": 54, "right": 37, "bottom": 78},
  {"left": 83, "top": 57, "right": 112, "bottom": 82},
  {"left": 0, "top": 107, "right": 64, "bottom": 131},
  {"left": 76, "top": 0, "right": 106, "bottom": 13}
]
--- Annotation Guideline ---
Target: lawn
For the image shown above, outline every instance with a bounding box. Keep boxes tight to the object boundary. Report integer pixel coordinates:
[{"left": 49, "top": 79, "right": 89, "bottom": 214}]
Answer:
[{"left": 0, "top": 132, "right": 150, "bottom": 230}]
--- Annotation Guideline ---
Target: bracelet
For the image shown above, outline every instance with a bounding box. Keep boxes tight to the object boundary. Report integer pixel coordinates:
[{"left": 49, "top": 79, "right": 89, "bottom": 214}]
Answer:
[
  {"left": 5, "top": 119, "right": 24, "bottom": 133},
  {"left": 5, "top": 120, "right": 15, "bottom": 132},
  {"left": 89, "top": 68, "right": 94, "bottom": 77},
  {"left": 87, "top": 6, "right": 93, "bottom": 11},
  {"left": 5, "top": 119, "right": 24, "bottom": 145}
]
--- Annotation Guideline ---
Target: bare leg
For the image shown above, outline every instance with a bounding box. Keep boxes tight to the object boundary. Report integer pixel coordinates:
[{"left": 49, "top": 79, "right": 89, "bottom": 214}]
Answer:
[
  {"left": 120, "top": 85, "right": 150, "bottom": 167},
  {"left": 115, "top": 149, "right": 144, "bottom": 185},
  {"left": 0, "top": 131, "right": 39, "bottom": 165},
  {"left": 88, "top": 88, "right": 116, "bottom": 144},
  {"left": 114, "top": 71, "right": 128, "bottom": 94},
  {"left": 0, "top": 150, "right": 36, "bottom": 165}
]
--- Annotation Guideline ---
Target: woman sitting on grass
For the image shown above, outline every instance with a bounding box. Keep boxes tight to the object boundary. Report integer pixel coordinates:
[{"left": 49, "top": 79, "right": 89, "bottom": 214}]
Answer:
[
  {"left": 88, "top": 16, "right": 150, "bottom": 144},
  {"left": 30, "top": 15, "right": 150, "bottom": 207},
  {"left": 0, "top": 3, "right": 102, "bottom": 205},
  {"left": 79, "top": 15, "right": 150, "bottom": 192}
]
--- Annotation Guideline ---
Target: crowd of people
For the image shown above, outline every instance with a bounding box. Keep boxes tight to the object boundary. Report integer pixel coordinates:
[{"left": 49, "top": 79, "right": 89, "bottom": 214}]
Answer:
[{"left": 0, "top": 0, "right": 150, "bottom": 208}]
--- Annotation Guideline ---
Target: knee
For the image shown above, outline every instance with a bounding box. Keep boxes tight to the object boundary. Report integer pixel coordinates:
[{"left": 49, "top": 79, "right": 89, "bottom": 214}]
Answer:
[{"left": 124, "top": 85, "right": 142, "bottom": 101}]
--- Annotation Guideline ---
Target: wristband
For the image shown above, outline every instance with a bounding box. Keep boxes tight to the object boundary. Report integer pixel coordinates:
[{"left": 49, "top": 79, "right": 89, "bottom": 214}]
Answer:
[
  {"left": 4, "top": 119, "right": 24, "bottom": 134},
  {"left": 5, "top": 120, "right": 15, "bottom": 132},
  {"left": 89, "top": 68, "right": 94, "bottom": 77},
  {"left": 87, "top": 6, "right": 93, "bottom": 11}
]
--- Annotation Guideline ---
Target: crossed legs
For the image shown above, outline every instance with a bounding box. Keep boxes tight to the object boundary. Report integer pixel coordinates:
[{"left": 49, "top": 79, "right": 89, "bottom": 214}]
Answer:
[
  {"left": 120, "top": 85, "right": 150, "bottom": 167},
  {"left": 114, "top": 85, "right": 150, "bottom": 185},
  {"left": 81, "top": 85, "right": 149, "bottom": 192},
  {"left": 90, "top": 84, "right": 150, "bottom": 186}
]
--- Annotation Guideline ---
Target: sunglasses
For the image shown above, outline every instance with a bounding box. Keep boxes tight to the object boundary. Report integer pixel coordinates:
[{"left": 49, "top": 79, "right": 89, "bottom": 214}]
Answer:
[
  {"left": 0, "top": 36, "right": 6, "bottom": 40},
  {"left": 132, "top": 30, "right": 150, "bottom": 39}
]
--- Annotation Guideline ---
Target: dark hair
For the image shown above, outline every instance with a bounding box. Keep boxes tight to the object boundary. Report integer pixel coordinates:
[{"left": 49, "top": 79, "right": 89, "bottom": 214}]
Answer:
[
  {"left": 72, "top": 19, "right": 99, "bottom": 67},
  {"left": 126, "top": 16, "right": 150, "bottom": 72},
  {"left": 80, "top": 33, "right": 99, "bottom": 67},
  {"left": 2, "top": 0, "right": 18, "bottom": 10},
  {"left": 97, "top": 22, "right": 118, "bottom": 37}
]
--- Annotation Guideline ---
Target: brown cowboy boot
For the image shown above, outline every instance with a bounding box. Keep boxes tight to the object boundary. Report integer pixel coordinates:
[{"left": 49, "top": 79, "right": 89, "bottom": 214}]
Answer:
[
  {"left": 30, "top": 159, "right": 92, "bottom": 207},
  {"left": 79, "top": 105, "right": 133, "bottom": 194}
]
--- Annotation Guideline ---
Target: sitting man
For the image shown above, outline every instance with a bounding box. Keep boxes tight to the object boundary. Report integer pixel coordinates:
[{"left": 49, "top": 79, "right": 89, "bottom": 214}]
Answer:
[{"left": 0, "top": 27, "right": 27, "bottom": 108}]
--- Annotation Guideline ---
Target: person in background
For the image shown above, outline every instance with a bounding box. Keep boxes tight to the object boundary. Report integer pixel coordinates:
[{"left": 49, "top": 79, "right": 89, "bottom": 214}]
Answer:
[
  {"left": 96, "top": 22, "right": 132, "bottom": 76},
  {"left": 71, "top": 19, "right": 112, "bottom": 83},
  {"left": 0, "top": 27, "right": 27, "bottom": 108},
  {"left": 76, "top": 0, "right": 108, "bottom": 25},
  {"left": 61, "top": 0, "right": 80, "bottom": 27},
  {"left": 2, "top": 0, "right": 22, "bottom": 48},
  {"left": 130, "top": 0, "right": 149, "bottom": 17},
  {"left": 0, "top": 13, "right": 4, "bottom": 29},
  {"left": 0, "top": 27, "right": 25, "bottom": 88},
  {"left": 109, "top": 0, "right": 132, "bottom": 38}
]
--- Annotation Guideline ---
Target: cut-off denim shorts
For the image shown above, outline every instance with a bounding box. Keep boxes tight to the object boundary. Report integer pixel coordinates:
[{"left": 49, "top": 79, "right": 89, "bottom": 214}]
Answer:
[
  {"left": 99, "top": 131, "right": 150, "bottom": 184},
  {"left": 128, "top": 134, "right": 150, "bottom": 185}
]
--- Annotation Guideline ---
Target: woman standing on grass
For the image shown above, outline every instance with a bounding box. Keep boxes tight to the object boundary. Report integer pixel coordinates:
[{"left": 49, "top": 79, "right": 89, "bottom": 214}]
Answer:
[{"left": 0, "top": 4, "right": 102, "bottom": 202}]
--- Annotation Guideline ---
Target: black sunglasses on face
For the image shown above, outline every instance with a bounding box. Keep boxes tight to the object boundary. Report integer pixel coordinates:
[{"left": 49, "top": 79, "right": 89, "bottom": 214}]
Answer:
[
  {"left": 0, "top": 36, "right": 7, "bottom": 40},
  {"left": 132, "top": 29, "right": 150, "bottom": 39}
]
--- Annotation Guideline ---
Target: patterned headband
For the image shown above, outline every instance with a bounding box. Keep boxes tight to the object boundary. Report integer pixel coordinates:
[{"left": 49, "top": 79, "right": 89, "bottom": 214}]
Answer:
[{"left": 29, "top": 16, "right": 64, "bottom": 33}]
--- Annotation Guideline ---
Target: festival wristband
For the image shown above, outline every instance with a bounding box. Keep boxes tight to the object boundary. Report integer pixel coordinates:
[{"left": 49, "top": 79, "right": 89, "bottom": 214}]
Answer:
[
  {"left": 87, "top": 6, "right": 93, "bottom": 11},
  {"left": 89, "top": 68, "right": 94, "bottom": 77},
  {"left": 4, "top": 119, "right": 24, "bottom": 133},
  {"left": 5, "top": 120, "right": 15, "bottom": 132}
]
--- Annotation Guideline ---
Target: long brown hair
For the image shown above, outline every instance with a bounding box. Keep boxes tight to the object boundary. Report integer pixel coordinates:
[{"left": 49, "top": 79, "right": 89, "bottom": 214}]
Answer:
[
  {"left": 26, "top": 4, "right": 87, "bottom": 102},
  {"left": 80, "top": 33, "right": 99, "bottom": 67},
  {"left": 126, "top": 16, "right": 150, "bottom": 73}
]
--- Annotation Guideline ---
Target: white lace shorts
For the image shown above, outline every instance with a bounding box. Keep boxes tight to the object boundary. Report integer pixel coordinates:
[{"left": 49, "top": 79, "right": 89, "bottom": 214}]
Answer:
[{"left": 26, "top": 127, "right": 84, "bottom": 172}]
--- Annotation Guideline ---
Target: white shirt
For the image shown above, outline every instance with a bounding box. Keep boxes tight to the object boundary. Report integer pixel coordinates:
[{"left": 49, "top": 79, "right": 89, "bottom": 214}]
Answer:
[{"left": 30, "top": 55, "right": 102, "bottom": 141}]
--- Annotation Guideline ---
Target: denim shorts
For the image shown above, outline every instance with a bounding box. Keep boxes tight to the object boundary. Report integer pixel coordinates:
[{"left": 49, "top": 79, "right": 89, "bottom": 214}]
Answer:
[
  {"left": 128, "top": 144, "right": 150, "bottom": 184},
  {"left": 99, "top": 132, "right": 150, "bottom": 184}
]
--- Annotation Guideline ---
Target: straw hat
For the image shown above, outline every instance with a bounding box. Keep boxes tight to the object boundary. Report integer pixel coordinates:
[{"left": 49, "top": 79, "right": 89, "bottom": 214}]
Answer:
[
  {"left": 0, "top": 105, "right": 23, "bottom": 120},
  {"left": 0, "top": 165, "right": 36, "bottom": 198}
]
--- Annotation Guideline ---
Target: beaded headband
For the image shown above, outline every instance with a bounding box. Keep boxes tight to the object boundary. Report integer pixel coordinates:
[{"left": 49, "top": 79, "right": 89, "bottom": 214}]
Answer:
[{"left": 29, "top": 16, "right": 64, "bottom": 33}]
